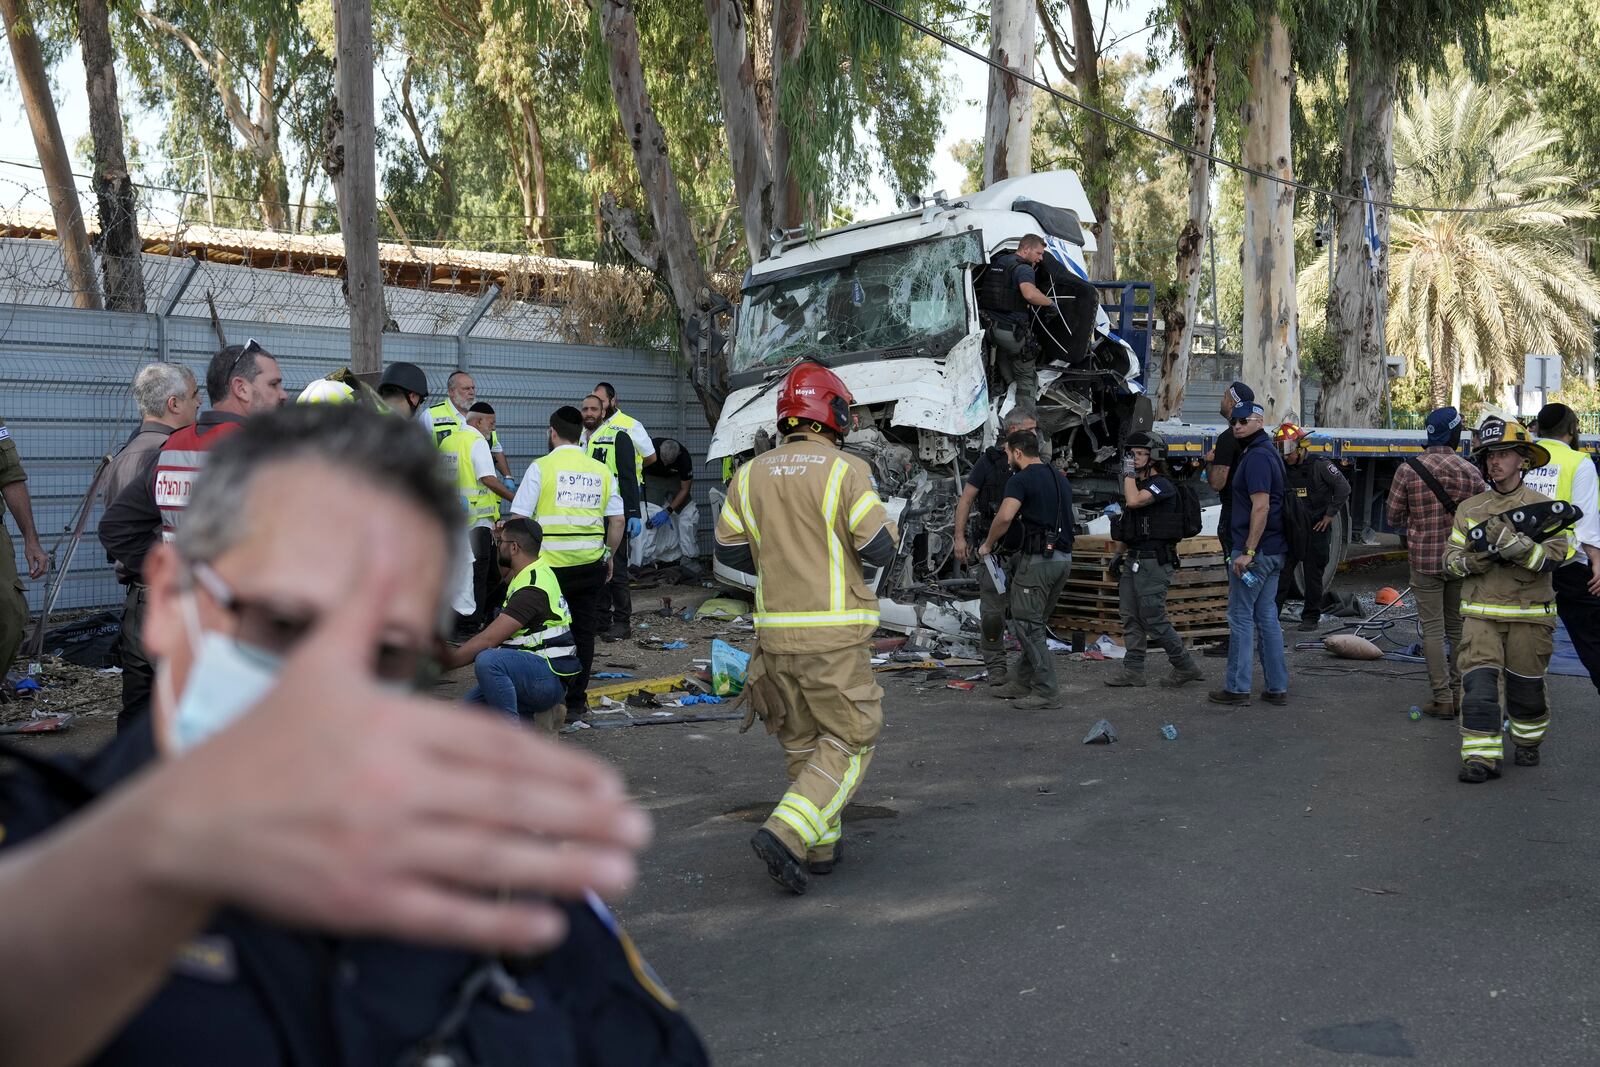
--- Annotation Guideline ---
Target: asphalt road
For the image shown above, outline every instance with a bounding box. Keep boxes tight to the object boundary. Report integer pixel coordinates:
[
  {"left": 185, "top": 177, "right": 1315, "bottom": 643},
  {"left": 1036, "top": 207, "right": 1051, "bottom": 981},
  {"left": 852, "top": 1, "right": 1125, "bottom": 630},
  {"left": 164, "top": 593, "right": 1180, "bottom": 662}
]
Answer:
[{"left": 579, "top": 628, "right": 1600, "bottom": 1064}]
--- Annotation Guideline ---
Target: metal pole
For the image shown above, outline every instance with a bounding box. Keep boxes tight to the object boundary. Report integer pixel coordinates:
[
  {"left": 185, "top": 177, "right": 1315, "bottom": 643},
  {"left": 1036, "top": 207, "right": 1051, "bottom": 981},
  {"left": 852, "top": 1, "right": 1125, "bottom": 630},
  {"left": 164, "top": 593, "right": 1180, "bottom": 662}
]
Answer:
[
  {"left": 455, "top": 283, "right": 500, "bottom": 372},
  {"left": 155, "top": 255, "right": 201, "bottom": 363}
]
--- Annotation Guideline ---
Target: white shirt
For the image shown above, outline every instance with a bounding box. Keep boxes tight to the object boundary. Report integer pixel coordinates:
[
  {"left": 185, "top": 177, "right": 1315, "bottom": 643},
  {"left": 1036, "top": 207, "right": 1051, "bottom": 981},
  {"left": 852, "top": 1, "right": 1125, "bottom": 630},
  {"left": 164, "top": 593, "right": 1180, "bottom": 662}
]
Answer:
[
  {"left": 466, "top": 431, "right": 497, "bottom": 529},
  {"left": 1527, "top": 444, "right": 1600, "bottom": 552},
  {"left": 509, "top": 444, "right": 624, "bottom": 520}
]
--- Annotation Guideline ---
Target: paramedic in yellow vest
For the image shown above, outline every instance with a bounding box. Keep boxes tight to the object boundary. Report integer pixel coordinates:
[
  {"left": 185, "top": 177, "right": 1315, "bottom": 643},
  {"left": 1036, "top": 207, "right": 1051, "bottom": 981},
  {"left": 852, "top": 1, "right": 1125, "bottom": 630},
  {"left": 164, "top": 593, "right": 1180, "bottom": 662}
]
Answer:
[
  {"left": 509, "top": 406, "right": 624, "bottom": 721},
  {"left": 428, "top": 371, "right": 512, "bottom": 479},
  {"left": 1529, "top": 403, "right": 1600, "bottom": 695},
  {"left": 581, "top": 393, "right": 644, "bottom": 641},
  {"left": 715, "top": 362, "right": 898, "bottom": 895},
  {"left": 437, "top": 406, "right": 513, "bottom": 637},
  {"left": 1442, "top": 418, "right": 1571, "bottom": 784},
  {"left": 444, "top": 517, "right": 581, "bottom": 735}
]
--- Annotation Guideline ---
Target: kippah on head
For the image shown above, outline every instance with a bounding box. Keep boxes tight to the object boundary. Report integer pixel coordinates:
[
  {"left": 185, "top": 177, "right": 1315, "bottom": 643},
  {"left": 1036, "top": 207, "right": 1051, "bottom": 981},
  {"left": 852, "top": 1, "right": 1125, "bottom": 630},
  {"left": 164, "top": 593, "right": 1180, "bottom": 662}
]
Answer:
[
  {"left": 550, "top": 405, "right": 583, "bottom": 440},
  {"left": 1536, "top": 402, "right": 1578, "bottom": 438},
  {"left": 469, "top": 401, "right": 495, "bottom": 415}
]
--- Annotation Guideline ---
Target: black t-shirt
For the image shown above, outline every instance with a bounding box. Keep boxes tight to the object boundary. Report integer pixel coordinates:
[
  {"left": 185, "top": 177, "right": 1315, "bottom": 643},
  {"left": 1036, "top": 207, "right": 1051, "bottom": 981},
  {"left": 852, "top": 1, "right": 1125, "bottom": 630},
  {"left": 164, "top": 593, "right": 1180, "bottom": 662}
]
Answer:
[
  {"left": 1137, "top": 474, "right": 1177, "bottom": 503},
  {"left": 1213, "top": 430, "right": 1242, "bottom": 491},
  {"left": 1003, "top": 462, "right": 1075, "bottom": 551},
  {"left": 644, "top": 438, "right": 694, "bottom": 482},
  {"left": 501, "top": 582, "right": 556, "bottom": 629}
]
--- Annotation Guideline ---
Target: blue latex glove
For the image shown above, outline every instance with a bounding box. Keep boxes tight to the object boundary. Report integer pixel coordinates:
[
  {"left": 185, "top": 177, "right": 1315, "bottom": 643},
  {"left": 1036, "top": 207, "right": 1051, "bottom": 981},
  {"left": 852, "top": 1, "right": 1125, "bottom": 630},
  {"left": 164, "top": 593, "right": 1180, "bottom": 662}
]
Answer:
[
  {"left": 648, "top": 509, "right": 672, "bottom": 529},
  {"left": 502, "top": 475, "right": 517, "bottom": 493},
  {"left": 626, "top": 516, "right": 643, "bottom": 539}
]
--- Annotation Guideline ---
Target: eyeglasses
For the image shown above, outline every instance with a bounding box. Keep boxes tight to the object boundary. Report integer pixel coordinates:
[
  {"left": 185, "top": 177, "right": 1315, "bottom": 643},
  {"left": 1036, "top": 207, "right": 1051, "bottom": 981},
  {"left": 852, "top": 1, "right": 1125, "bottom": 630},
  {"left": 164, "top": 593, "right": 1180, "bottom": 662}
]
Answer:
[{"left": 190, "top": 561, "right": 439, "bottom": 687}]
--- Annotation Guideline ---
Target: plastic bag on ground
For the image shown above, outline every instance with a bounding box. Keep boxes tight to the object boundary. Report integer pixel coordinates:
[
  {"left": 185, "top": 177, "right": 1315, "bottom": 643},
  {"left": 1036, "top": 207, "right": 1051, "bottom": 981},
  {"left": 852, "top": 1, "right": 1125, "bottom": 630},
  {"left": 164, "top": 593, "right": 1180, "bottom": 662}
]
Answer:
[
  {"left": 696, "top": 597, "right": 752, "bottom": 620},
  {"left": 711, "top": 639, "right": 751, "bottom": 696}
]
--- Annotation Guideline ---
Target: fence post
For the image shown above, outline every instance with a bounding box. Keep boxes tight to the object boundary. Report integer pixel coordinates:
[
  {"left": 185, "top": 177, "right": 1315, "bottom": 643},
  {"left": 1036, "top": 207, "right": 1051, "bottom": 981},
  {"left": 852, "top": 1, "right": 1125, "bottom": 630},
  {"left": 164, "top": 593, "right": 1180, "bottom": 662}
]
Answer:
[
  {"left": 155, "top": 255, "right": 202, "bottom": 363},
  {"left": 455, "top": 283, "right": 500, "bottom": 372}
]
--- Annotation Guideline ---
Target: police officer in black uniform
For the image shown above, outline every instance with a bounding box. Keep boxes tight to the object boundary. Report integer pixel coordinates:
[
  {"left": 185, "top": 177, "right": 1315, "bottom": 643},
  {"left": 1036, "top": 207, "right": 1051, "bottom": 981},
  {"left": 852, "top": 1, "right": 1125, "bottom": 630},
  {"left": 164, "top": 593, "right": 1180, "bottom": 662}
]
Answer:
[
  {"left": 978, "top": 234, "right": 1057, "bottom": 402},
  {"left": 1106, "top": 431, "right": 1206, "bottom": 688},
  {"left": 0, "top": 405, "right": 706, "bottom": 1067},
  {"left": 953, "top": 404, "right": 1040, "bottom": 688},
  {"left": 1274, "top": 421, "right": 1351, "bottom": 631}
]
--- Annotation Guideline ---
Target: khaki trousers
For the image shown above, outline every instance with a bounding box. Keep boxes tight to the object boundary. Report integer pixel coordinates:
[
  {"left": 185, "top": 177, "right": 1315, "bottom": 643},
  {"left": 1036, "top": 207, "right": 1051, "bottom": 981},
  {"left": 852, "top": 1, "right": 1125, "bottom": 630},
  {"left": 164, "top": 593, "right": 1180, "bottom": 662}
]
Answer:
[
  {"left": 1457, "top": 617, "right": 1553, "bottom": 767},
  {"left": 0, "top": 527, "right": 26, "bottom": 675},
  {"left": 743, "top": 643, "right": 883, "bottom": 864},
  {"left": 1410, "top": 565, "right": 1464, "bottom": 704}
]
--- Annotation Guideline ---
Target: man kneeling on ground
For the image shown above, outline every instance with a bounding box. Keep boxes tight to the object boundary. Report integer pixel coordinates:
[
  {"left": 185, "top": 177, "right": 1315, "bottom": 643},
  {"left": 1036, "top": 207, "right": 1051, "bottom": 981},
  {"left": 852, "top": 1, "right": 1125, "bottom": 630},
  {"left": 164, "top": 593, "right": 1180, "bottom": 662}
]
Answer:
[{"left": 445, "top": 516, "right": 582, "bottom": 733}]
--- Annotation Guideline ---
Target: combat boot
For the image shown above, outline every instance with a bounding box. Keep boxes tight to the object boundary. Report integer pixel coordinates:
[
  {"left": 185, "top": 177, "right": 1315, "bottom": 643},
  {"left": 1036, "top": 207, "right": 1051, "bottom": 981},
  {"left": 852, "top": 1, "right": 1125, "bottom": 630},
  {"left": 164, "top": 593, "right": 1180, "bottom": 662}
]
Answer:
[
  {"left": 1103, "top": 668, "right": 1146, "bottom": 687},
  {"left": 1513, "top": 746, "right": 1540, "bottom": 767},
  {"left": 1160, "top": 660, "right": 1205, "bottom": 688},
  {"left": 994, "top": 680, "right": 1032, "bottom": 700},
  {"left": 984, "top": 662, "right": 1010, "bottom": 688},
  {"left": 751, "top": 829, "right": 809, "bottom": 894},
  {"left": 1013, "top": 694, "right": 1063, "bottom": 710}
]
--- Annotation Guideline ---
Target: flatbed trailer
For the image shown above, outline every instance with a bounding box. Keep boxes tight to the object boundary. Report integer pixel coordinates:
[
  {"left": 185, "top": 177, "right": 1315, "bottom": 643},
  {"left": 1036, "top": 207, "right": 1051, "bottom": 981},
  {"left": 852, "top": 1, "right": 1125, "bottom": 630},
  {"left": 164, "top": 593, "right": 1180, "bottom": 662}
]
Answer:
[{"left": 1147, "top": 420, "right": 1600, "bottom": 582}]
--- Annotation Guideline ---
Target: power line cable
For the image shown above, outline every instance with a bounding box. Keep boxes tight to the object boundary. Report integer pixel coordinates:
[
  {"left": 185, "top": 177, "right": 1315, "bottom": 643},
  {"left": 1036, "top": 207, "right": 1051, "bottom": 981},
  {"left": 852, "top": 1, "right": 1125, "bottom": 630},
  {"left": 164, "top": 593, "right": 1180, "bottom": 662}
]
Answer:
[{"left": 856, "top": 0, "right": 1600, "bottom": 216}]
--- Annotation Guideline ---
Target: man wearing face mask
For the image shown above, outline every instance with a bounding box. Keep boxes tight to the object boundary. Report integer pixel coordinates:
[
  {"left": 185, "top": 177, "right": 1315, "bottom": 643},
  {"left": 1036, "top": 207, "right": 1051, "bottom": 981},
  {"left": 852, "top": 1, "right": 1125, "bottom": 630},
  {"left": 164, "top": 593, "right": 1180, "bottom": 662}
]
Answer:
[
  {"left": 509, "top": 406, "right": 625, "bottom": 721},
  {"left": 443, "top": 516, "right": 580, "bottom": 734},
  {"left": 0, "top": 405, "right": 704, "bottom": 1066}
]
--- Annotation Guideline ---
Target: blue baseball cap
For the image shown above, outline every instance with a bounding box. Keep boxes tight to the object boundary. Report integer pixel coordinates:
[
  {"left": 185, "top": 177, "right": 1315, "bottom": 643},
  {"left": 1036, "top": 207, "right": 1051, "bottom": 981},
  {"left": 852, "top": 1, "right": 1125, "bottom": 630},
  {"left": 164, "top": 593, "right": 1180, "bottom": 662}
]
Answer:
[
  {"left": 1226, "top": 381, "right": 1255, "bottom": 405},
  {"left": 1424, "top": 406, "right": 1461, "bottom": 444},
  {"left": 1231, "top": 402, "right": 1265, "bottom": 421}
]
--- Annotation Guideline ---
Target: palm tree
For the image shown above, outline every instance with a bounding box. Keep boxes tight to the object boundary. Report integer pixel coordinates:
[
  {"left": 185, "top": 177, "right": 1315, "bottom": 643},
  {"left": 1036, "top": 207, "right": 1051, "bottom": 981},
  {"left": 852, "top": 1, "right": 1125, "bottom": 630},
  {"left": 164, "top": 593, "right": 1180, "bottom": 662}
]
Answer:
[{"left": 1299, "top": 74, "right": 1600, "bottom": 408}]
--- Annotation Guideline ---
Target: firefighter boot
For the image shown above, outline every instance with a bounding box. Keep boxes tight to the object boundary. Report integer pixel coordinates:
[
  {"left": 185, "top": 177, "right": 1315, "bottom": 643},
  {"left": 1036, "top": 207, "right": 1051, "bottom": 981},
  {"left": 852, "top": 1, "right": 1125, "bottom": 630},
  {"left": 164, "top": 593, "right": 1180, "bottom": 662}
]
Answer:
[
  {"left": 751, "top": 829, "right": 809, "bottom": 895},
  {"left": 1514, "top": 746, "right": 1541, "bottom": 767},
  {"left": 808, "top": 838, "right": 844, "bottom": 875},
  {"left": 1458, "top": 666, "right": 1504, "bottom": 784}
]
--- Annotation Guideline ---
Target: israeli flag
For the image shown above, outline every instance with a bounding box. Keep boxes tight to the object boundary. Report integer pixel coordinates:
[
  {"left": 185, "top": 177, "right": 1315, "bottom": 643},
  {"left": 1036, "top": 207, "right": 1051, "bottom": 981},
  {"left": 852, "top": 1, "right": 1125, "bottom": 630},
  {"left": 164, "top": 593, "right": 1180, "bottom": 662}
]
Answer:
[
  {"left": 1362, "top": 173, "right": 1381, "bottom": 272},
  {"left": 1043, "top": 235, "right": 1089, "bottom": 279}
]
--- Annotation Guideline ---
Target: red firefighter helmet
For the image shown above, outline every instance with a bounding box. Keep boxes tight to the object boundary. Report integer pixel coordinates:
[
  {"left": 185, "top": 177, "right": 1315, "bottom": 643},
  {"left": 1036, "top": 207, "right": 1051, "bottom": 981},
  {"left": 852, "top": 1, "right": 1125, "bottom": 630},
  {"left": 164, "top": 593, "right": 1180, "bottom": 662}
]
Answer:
[{"left": 776, "top": 361, "right": 853, "bottom": 436}]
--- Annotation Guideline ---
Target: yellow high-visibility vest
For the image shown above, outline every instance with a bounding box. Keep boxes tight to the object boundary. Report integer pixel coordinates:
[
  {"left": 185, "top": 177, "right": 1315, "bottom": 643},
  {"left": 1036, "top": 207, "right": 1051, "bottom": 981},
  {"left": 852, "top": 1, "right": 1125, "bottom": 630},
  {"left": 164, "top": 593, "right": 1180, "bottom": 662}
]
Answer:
[
  {"left": 532, "top": 448, "right": 613, "bottom": 568},
  {"left": 499, "top": 559, "right": 578, "bottom": 673},
  {"left": 438, "top": 427, "right": 499, "bottom": 526},
  {"left": 1527, "top": 438, "right": 1587, "bottom": 561}
]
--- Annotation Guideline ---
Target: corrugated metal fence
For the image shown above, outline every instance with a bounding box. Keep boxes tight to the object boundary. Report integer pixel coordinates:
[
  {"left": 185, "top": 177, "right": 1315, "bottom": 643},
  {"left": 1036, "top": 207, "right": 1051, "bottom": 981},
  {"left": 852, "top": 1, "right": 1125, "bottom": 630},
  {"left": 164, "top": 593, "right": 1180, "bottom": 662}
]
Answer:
[{"left": 0, "top": 303, "right": 712, "bottom": 615}]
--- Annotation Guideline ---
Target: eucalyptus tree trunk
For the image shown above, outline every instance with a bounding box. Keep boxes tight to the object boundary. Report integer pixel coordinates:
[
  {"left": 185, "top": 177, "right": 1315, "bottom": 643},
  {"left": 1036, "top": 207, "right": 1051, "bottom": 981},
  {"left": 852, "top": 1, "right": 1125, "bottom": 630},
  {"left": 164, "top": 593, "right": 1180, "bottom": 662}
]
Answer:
[
  {"left": 1069, "top": 0, "right": 1112, "bottom": 277},
  {"left": 1317, "top": 35, "right": 1395, "bottom": 428},
  {"left": 1239, "top": 14, "right": 1299, "bottom": 424},
  {"left": 1155, "top": 23, "right": 1215, "bottom": 419},
  {"left": 80, "top": 0, "right": 146, "bottom": 311},
  {"left": 3, "top": 0, "right": 102, "bottom": 309},
  {"left": 706, "top": 0, "right": 776, "bottom": 262},
  {"left": 982, "top": 0, "right": 1034, "bottom": 186}
]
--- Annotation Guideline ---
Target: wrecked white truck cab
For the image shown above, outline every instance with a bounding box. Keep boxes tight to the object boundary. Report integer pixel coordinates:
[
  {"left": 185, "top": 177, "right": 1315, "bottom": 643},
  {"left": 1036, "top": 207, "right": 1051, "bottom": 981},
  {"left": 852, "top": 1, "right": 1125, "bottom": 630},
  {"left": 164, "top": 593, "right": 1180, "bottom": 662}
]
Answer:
[{"left": 708, "top": 170, "right": 1149, "bottom": 634}]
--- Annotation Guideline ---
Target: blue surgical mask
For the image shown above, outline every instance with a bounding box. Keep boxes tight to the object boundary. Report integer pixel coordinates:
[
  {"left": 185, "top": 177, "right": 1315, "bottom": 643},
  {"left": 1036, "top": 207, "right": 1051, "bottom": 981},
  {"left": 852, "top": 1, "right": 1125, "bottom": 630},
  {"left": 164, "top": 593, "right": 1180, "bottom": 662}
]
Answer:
[{"left": 160, "top": 589, "right": 283, "bottom": 752}]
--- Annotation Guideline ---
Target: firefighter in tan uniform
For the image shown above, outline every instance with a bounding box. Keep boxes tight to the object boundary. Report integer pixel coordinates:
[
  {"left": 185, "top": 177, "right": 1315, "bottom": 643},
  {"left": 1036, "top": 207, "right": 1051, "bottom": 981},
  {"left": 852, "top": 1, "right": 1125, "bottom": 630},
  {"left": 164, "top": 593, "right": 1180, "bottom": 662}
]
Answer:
[
  {"left": 1442, "top": 418, "right": 1578, "bottom": 784},
  {"left": 715, "top": 363, "right": 898, "bottom": 894}
]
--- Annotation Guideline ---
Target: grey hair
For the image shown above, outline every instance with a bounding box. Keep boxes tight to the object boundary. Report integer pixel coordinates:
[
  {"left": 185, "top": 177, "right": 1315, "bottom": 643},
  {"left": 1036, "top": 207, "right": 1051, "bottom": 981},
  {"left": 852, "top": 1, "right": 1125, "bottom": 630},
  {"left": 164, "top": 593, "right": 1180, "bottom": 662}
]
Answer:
[
  {"left": 132, "top": 362, "right": 195, "bottom": 419},
  {"left": 1002, "top": 402, "right": 1037, "bottom": 431},
  {"left": 177, "top": 405, "right": 464, "bottom": 615}
]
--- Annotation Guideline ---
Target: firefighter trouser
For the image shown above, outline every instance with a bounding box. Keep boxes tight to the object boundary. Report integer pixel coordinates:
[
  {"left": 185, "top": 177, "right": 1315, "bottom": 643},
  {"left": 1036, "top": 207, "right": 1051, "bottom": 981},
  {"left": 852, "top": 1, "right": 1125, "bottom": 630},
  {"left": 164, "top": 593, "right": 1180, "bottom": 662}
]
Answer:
[
  {"left": 1118, "top": 556, "right": 1192, "bottom": 673},
  {"left": 976, "top": 556, "right": 1009, "bottom": 678},
  {"left": 743, "top": 643, "right": 882, "bottom": 864},
  {"left": 1457, "top": 617, "right": 1553, "bottom": 768}
]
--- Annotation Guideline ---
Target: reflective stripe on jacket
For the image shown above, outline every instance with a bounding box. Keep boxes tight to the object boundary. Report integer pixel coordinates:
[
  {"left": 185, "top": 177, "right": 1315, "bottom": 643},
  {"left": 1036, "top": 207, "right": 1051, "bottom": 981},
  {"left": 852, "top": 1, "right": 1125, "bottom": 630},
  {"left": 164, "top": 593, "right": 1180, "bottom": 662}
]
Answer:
[
  {"left": 715, "top": 431, "right": 896, "bottom": 653},
  {"left": 1441, "top": 481, "right": 1567, "bottom": 627},
  {"left": 501, "top": 559, "right": 579, "bottom": 671},
  {"left": 532, "top": 449, "right": 614, "bottom": 568}
]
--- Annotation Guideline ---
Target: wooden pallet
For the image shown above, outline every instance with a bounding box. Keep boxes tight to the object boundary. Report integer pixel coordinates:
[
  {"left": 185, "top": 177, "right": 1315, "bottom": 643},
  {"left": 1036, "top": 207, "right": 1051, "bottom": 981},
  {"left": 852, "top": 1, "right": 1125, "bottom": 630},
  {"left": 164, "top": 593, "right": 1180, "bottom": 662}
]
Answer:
[{"left": 1054, "top": 534, "right": 1231, "bottom": 639}]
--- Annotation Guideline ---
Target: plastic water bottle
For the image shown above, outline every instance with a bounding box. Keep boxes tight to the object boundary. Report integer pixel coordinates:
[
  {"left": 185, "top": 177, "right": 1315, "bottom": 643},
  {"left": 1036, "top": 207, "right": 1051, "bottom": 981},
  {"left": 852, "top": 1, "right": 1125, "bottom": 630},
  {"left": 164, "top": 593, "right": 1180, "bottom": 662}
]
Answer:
[
  {"left": 1239, "top": 566, "right": 1263, "bottom": 589},
  {"left": 1161, "top": 724, "right": 1179, "bottom": 740}
]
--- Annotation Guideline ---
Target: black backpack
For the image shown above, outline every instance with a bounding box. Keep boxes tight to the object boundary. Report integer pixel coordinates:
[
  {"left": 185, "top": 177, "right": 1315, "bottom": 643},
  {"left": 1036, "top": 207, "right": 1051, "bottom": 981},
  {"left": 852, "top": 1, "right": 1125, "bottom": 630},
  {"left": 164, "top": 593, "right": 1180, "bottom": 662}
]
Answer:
[{"left": 1175, "top": 480, "right": 1203, "bottom": 539}]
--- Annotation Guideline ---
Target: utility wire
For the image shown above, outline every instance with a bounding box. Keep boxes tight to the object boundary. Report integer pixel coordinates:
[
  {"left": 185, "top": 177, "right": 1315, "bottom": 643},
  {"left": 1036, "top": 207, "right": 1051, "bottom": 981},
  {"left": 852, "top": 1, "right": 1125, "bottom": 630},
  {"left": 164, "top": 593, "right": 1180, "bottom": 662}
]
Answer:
[{"left": 856, "top": 0, "right": 1600, "bottom": 216}]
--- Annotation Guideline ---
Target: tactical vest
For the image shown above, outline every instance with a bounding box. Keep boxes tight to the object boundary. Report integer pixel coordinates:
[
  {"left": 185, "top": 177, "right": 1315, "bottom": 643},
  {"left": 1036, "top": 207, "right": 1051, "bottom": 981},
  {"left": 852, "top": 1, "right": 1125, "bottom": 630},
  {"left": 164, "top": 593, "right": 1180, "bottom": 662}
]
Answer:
[
  {"left": 1525, "top": 438, "right": 1587, "bottom": 561},
  {"left": 153, "top": 420, "right": 245, "bottom": 541},
  {"left": 968, "top": 447, "right": 1023, "bottom": 551},
  {"left": 1285, "top": 457, "right": 1337, "bottom": 516},
  {"left": 532, "top": 448, "right": 613, "bottom": 568},
  {"left": 978, "top": 253, "right": 1029, "bottom": 318},
  {"left": 500, "top": 560, "right": 579, "bottom": 672},
  {"left": 438, "top": 427, "right": 499, "bottom": 526},
  {"left": 1113, "top": 478, "right": 1184, "bottom": 548}
]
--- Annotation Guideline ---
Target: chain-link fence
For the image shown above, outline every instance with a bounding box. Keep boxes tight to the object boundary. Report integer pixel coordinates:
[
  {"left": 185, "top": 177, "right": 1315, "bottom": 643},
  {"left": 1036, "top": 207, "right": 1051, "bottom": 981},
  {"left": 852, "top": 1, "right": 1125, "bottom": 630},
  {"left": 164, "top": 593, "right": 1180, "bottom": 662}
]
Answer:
[{"left": 2, "top": 301, "right": 711, "bottom": 617}]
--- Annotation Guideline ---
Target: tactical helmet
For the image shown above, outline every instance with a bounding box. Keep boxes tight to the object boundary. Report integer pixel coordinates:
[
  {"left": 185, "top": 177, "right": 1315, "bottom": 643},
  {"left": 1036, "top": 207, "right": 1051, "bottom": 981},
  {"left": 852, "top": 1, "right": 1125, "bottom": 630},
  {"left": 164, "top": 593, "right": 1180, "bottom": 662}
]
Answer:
[
  {"left": 1124, "top": 430, "right": 1168, "bottom": 462},
  {"left": 379, "top": 361, "right": 429, "bottom": 399},
  {"left": 776, "top": 361, "right": 853, "bottom": 437}
]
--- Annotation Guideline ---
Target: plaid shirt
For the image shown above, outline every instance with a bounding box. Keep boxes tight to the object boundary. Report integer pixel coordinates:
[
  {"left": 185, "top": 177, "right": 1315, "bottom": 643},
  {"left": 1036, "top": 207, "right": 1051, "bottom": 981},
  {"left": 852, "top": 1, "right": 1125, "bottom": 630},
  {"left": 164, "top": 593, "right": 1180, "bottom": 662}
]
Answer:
[{"left": 1385, "top": 446, "right": 1487, "bottom": 574}]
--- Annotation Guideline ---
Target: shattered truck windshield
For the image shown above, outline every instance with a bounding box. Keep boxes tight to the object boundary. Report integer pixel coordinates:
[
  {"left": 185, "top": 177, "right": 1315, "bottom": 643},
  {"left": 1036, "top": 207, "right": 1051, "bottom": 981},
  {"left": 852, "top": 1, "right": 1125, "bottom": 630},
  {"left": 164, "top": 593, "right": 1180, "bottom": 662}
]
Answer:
[{"left": 732, "top": 231, "right": 981, "bottom": 377}]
